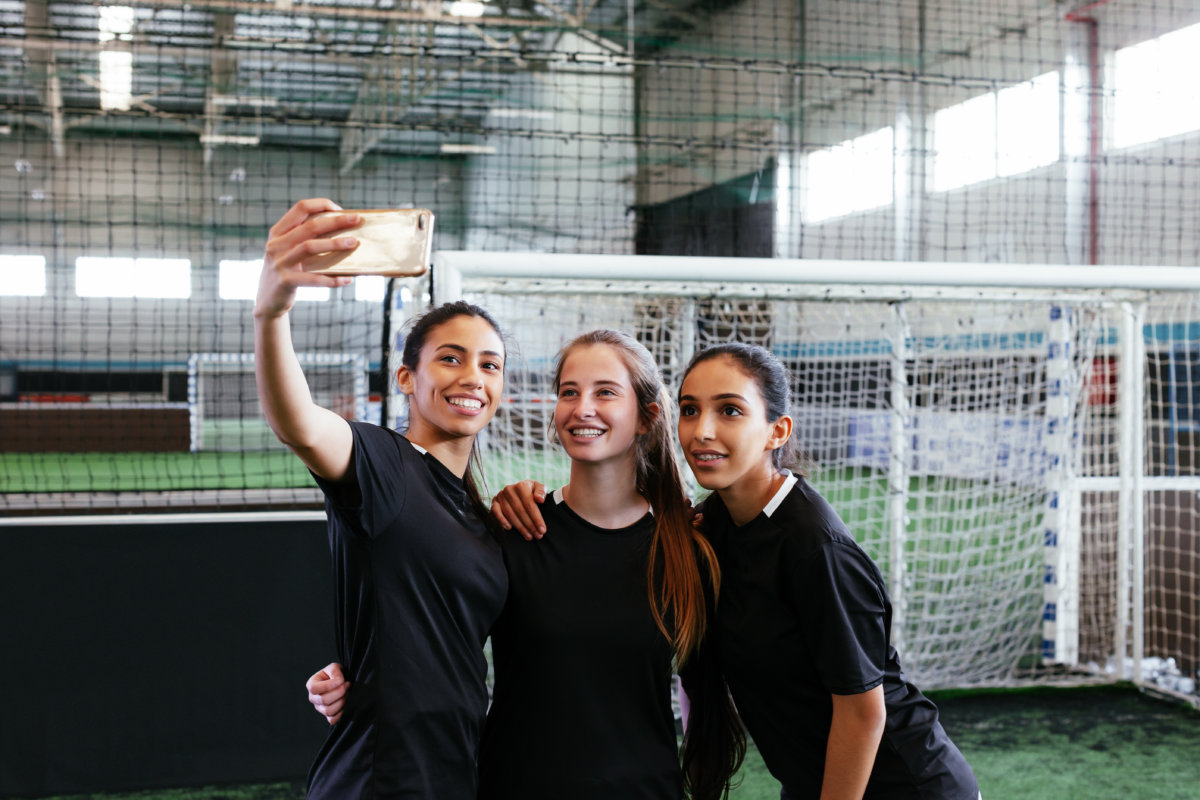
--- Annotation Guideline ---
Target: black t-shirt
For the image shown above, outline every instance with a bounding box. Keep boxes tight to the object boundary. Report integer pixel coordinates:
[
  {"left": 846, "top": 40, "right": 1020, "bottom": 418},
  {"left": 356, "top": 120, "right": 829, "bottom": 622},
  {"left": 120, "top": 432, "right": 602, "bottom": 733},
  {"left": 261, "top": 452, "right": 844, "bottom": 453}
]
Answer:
[
  {"left": 704, "top": 473, "right": 978, "bottom": 800},
  {"left": 307, "top": 421, "right": 508, "bottom": 799},
  {"left": 477, "top": 489, "right": 682, "bottom": 800}
]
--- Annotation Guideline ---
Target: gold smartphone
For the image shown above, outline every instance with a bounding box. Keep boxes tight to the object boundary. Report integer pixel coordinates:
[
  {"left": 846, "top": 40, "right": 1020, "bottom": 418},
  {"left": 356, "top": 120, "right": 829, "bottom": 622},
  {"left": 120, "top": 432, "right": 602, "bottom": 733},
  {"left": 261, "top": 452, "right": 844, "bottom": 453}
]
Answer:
[{"left": 303, "top": 209, "right": 434, "bottom": 277}]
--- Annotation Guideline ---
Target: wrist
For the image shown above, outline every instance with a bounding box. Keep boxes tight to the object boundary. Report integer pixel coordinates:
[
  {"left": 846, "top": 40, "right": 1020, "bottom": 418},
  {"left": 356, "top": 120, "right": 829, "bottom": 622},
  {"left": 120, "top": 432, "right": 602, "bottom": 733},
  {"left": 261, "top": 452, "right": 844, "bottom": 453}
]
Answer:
[{"left": 253, "top": 304, "right": 290, "bottom": 321}]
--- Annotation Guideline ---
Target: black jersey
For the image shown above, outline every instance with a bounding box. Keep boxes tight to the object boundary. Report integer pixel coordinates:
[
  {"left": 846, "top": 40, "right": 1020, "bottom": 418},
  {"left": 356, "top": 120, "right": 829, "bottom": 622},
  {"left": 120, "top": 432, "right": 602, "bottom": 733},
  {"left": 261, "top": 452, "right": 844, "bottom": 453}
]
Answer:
[
  {"left": 307, "top": 421, "right": 508, "bottom": 799},
  {"left": 703, "top": 473, "right": 978, "bottom": 800},
  {"left": 477, "top": 489, "right": 682, "bottom": 800}
]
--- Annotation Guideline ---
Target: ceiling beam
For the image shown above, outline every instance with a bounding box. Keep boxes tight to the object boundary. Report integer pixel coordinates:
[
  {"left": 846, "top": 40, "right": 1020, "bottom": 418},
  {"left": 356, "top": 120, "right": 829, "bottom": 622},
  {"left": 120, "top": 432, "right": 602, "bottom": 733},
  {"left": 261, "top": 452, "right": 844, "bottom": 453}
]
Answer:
[
  {"left": 99, "top": 0, "right": 565, "bottom": 30},
  {"left": 203, "top": 12, "right": 239, "bottom": 164},
  {"left": 23, "top": 0, "right": 64, "bottom": 158}
]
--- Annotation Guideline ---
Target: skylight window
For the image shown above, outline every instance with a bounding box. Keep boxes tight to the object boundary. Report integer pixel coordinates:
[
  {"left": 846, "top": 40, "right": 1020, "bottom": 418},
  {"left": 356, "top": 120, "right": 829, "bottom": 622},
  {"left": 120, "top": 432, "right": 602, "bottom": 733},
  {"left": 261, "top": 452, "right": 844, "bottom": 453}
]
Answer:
[
  {"left": 803, "top": 127, "right": 895, "bottom": 223},
  {"left": 219, "top": 259, "right": 329, "bottom": 302},
  {"left": 76, "top": 256, "right": 191, "bottom": 298},
  {"left": 931, "top": 72, "right": 1060, "bottom": 192},
  {"left": 0, "top": 254, "right": 47, "bottom": 296},
  {"left": 1110, "top": 22, "right": 1200, "bottom": 149},
  {"left": 98, "top": 6, "right": 134, "bottom": 111}
]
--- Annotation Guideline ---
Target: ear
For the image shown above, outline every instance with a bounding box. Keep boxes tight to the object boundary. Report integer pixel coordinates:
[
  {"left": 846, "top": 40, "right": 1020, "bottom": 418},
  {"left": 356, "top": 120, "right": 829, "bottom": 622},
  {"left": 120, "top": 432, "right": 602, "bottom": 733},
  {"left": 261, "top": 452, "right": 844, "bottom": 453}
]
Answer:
[
  {"left": 765, "top": 414, "right": 793, "bottom": 454},
  {"left": 396, "top": 365, "right": 415, "bottom": 396},
  {"left": 639, "top": 401, "right": 660, "bottom": 436}
]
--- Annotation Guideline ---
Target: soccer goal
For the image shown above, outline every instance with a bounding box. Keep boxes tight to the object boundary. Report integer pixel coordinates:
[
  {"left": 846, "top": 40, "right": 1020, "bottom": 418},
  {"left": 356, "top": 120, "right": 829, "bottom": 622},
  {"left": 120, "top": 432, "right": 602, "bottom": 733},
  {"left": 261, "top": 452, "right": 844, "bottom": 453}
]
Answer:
[
  {"left": 412, "top": 251, "right": 1200, "bottom": 698},
  {"left": 188, "top": 352, "right": 368, "bottom": 452}
]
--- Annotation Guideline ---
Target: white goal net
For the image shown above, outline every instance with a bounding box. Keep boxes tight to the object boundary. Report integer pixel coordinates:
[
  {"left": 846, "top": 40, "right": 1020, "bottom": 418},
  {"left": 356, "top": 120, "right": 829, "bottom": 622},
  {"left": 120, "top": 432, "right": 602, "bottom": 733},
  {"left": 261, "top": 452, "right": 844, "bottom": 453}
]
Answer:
[{"left": 188, "top": 352, "right": 368, "bottom": 452}]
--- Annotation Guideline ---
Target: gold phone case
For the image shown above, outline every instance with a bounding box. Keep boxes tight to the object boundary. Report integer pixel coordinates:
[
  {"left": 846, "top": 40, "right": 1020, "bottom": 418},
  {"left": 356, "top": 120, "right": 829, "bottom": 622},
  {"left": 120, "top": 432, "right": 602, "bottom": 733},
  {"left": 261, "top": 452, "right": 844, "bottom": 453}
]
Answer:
[{"left": 304, "top": 209, "right": 434, "bottom": 277}]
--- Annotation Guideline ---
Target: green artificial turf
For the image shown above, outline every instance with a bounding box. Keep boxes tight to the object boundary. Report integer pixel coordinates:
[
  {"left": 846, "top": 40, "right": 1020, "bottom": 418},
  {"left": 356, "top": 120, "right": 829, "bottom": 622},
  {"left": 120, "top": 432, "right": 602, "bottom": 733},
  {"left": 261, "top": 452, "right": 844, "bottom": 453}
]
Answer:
[{"left": 20, "top": 687, "right": 1200, "bottom": 800}]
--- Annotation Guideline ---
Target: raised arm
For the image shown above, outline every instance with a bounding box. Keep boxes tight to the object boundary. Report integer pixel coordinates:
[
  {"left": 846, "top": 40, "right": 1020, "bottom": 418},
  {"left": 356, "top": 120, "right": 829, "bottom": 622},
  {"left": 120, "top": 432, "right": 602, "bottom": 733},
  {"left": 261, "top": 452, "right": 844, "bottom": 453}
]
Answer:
[{"left": 254, "top": 198, "right": 359, "bottom": 481}]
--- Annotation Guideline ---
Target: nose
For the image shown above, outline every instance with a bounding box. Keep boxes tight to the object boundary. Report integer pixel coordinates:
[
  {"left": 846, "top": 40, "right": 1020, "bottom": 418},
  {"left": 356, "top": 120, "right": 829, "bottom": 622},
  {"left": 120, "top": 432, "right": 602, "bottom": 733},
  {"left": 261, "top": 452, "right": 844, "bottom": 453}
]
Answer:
[
  {"left": 576, "top": 395, "right": 596, "bottom": 418},
  {"left": 692, "top": 410, "right": 715, "bottom": 441},
  {"left": 460, "top": 361, "right": 484, "bottom": 388}
]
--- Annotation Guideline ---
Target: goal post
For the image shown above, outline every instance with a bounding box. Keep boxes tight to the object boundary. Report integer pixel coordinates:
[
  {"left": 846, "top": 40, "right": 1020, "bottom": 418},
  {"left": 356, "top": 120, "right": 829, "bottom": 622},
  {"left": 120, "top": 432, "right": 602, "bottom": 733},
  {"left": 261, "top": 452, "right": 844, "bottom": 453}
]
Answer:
[
  {"left": 418, "top": 251, "right": 1200, "bottom": 696},
  {"left": 188, "top": 352, "right": 368, "bottom": 452}
]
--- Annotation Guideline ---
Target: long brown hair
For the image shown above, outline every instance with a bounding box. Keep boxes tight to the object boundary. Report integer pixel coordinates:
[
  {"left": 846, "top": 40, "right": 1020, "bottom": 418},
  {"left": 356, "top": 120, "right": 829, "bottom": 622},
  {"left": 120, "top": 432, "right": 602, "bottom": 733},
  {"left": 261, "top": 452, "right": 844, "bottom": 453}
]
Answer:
[{"left": 552, "top": 329, "right": 718, "bottom": 668}]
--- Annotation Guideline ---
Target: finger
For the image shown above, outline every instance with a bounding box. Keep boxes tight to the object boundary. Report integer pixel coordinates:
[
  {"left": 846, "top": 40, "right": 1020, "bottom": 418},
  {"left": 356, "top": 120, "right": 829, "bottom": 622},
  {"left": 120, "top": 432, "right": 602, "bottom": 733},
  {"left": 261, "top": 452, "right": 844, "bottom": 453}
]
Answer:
[
  {"left": 507, "top": 497, "right": 540, "bottom": 538},
  {"left": 265, "top": 209, "right": 361, "bottom": 267},
  {"left": 323, "top": 694, "right": 346, "bottom": 717},
  {"left": 305, "top": 668, "right": 331, "bottom": 693},
  {"left": 326, "top": 662, "right": 344, "bottom": 683},
  {"left": 271, "top": 228, "right": 359, "bottom": 274},
  {"left": 328, "top": 711, "right": 343, "bottom": 725},
  {"left": 490, "top": 498, "right": 513, "bottom": 530},
  {"left": 269, "top": 198, "right": 344, "bottom": 239},
  {"left": 518, "top": 494, "right": 547, "bottom": 537},
  {"left": 319, "top": 682, "right": 349, "bottom": 707}
]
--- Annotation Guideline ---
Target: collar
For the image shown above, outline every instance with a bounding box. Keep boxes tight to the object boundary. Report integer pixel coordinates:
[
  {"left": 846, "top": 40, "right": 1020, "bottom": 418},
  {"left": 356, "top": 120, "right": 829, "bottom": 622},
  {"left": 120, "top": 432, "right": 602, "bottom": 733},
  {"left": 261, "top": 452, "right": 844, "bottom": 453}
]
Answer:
[
  {"left": 762, "top": 470, "right": 797, "bottom": 518},
  {"left": 409, "top": 441, "right": 428, "bottom": 455},
  {"left": 552, "top": 485, "right": 653, "bottom": 515}
]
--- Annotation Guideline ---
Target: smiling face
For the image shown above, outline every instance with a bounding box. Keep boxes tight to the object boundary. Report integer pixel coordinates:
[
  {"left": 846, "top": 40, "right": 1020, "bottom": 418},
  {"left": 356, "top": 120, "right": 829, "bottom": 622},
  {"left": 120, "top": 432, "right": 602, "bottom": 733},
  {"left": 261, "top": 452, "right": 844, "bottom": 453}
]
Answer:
[
  {"left": 677, "top": 354, "right": 786, "bottom": 493},
  {"left": 553, "top": 343, "right": 647, "bottom": 467},
  {"left": 398, "top": 313, "right": 505, "bottom": 447}
]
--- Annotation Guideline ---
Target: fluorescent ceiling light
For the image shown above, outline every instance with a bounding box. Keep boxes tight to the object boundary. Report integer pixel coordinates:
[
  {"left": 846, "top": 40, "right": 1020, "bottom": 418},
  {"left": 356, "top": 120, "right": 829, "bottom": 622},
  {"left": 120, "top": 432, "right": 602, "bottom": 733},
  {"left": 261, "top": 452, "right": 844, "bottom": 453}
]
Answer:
[
  {"left": 440, "top": 143, "right": 497, "bottom": 154},
  {"left": 200, "top": 134, "right": 261, "bottom": 146},
  {"left": 448, "top": 1, "right": 486, "bottom": 17}
]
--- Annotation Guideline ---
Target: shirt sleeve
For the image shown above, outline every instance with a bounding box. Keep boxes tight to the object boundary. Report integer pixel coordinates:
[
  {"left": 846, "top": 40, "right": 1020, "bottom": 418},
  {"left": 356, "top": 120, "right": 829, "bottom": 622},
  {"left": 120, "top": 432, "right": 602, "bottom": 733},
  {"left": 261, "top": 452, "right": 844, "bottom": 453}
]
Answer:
[
  {"left": 794, "top": 539, "right": 889, "bottom": 695},
  {"left": 310, "top": 421, "right": 409, "bottom": 537}
]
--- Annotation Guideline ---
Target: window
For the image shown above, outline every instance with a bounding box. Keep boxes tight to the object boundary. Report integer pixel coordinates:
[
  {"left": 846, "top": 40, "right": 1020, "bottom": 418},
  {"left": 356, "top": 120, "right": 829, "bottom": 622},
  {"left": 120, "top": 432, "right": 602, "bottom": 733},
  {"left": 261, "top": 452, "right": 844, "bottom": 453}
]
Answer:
[
  {"left": 218, "top": 258, "right": 329, "bottom": 302},
  {"left": 931, "top": 72, "right": 1059, "bottom": 192},
  {"left": 1110, "top": 23, "right": 1200, "bottom": 149},
  {"left": 354, "top": 276, "right": 387, "bottom": 303},
  {"left": 98, "top": 6, "right": 134, "bottom": 111},
  {"left": 76, "top": 256, "right": 191, "bottom": 298},
  {"left": 803, "top": 127, "right": 895, "bottom": 223},
  {"left": 0, "top": 254, "right": 47, "bottom": 296}
]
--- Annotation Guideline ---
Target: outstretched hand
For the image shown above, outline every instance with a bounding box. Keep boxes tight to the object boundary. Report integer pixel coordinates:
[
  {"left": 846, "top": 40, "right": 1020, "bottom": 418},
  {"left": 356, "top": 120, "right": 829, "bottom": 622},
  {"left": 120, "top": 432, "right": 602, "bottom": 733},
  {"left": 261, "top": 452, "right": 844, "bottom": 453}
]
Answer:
[
  {"left": 306, "top": 662, "right": 351, "bottom": 726},
  {"left": 491, "top": 480, "right": 549, "bottom": 540},
  {"left": 255, "top": 198, "right": 359, "bottom": 319}
]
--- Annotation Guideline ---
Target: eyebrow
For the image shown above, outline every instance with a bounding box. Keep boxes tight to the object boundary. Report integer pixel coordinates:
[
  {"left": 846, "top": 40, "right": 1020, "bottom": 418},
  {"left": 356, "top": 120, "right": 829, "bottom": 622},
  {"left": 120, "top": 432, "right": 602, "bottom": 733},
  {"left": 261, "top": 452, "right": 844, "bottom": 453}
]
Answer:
[
  {"left": 435, "top": 343, "right": 504, "bottom": 359},
  {"left": 560, "top": 378, "right": 623, "bottom": 387},
  {"left": 679, "top": 393, "right": 748, "bottom": 402}
]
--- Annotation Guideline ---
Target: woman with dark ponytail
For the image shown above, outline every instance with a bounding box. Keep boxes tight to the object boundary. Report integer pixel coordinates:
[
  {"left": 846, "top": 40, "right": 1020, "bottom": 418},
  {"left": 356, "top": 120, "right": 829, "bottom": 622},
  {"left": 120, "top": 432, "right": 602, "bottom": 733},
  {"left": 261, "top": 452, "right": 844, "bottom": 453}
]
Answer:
[
  {"left": 257, "top": 199, "right": 509, "bottom": 799},
  {"left": 677, "top": 342, "right": 978, "bottom": 800}
]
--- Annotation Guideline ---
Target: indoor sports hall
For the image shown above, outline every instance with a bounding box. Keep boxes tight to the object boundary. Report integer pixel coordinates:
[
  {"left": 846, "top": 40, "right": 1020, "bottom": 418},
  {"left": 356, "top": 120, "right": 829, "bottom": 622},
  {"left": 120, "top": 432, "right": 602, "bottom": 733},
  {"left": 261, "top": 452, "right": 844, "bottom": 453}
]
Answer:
[{"left": 2, "top": 1, "right": 1199, "bottom": 798}]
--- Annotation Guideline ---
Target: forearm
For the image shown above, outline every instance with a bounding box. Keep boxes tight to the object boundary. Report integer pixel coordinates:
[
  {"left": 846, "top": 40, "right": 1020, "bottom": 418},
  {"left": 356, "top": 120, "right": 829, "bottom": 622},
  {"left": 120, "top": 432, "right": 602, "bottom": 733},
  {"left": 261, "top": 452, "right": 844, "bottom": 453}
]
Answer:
[
  {"left": 254, "top": 309, "right": 350, "bottom": 479},
  {"left": 820, "top": 688, "right": 886, "bottom": 800}
]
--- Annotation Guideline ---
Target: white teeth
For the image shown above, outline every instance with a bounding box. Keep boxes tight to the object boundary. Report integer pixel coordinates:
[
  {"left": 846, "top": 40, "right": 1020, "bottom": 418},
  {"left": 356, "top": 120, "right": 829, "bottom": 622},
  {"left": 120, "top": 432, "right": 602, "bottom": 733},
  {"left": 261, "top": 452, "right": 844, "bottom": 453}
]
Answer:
[
  {"left": 448, "top": 397, "right": 483, "bottom": 409},
  {"left": 695, "top": 453, "right": 723, "bottom": 461},
  {"left": 570, "top": 428, "right": 604, "bottom": 437}
]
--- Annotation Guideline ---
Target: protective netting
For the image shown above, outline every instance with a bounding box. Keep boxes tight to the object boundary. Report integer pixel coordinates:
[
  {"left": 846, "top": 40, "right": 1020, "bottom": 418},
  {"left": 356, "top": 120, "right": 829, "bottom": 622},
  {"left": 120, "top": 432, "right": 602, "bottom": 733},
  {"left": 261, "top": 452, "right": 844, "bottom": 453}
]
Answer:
[{"left": 2, "top": 1, "right": 1200, "bottom": 692}]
